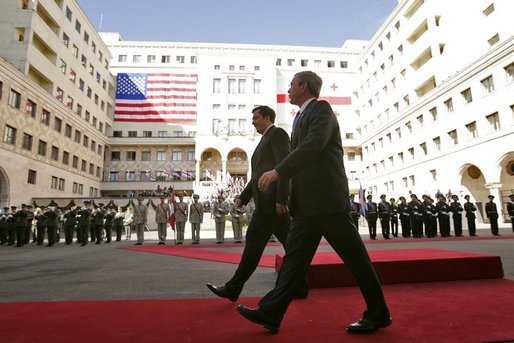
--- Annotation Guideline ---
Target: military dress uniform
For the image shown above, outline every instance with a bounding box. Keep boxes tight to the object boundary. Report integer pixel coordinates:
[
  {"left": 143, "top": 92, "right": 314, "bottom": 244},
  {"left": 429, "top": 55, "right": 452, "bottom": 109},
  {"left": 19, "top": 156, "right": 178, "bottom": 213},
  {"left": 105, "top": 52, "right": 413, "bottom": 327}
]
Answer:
[
  {"left": 35, "top": 209, "right": 47, "bottom": 245},
  {"left": 408, "top": 198, "right": 424, "bottom": 238},
  {"left": 63, "top": 209, "right": 77, "bottom": 244},
  {"left": 378, "top": 198, "right": 391, "bottom": 239},
  {"left": 485, "top": 197, "right": 500, "bottom": 236},
  {"left": 104, "top": 209, "right": 115, "bottom": 243},
  {"left": 389, "top": 200, "right": 399, "bottom": 237},
  {"left": 133, "top": 200, "right": 148, "bottom": 245},
  {"left": 14, "top": 206, "right": 29, "bottom": 247},
  {"left": 155, "top": 200, "right": 171, "bottom": 244},
  {"left": 464, "top": 199, "right": 478, "bottom": 236},
  {"left": 93, "top": 205, "right": 106, "bottom": 244},
  {"left": 6, "top": 208, "right": 16, "bottom": 245},
  {"left": 77, "top": 206, "right": 93, "bottom": 246},
  {"left": 350, "top": 200, "right": 361, "bottom": 231},
  {"left": 114, "top": 209, "right": 125, "bottom": 241},
  {"left": 507, "top": 196, "right": 514, "bottom": 233},
  {"left": 174, "top": 198, "right": 188, "bottom": 244},
  {"left": 230, "top": 199, "right": 245, "bottom": 243},
  {"left": 435, "top": 200, "right": 451, "bottom": 237},
  {"left": 0, "top": 209, "right": 8, "bottom": 245},
  {"left": 189, "top": 198, "right": 203, "bottom": 244},
  {"left": 366, "top": 200, "right": 378, "bottom": 240},
  {"left": 45, "top": 208, "right": 60, "bottom": 246},
  {"left": 212, "top": 198, "right": 229, "bottom": 244},
  {"left": 398, "top": 200, "right": 411, "bottom": 237},
  {"left": 450, "top": 198, "right": 464, "bottom": 237}
]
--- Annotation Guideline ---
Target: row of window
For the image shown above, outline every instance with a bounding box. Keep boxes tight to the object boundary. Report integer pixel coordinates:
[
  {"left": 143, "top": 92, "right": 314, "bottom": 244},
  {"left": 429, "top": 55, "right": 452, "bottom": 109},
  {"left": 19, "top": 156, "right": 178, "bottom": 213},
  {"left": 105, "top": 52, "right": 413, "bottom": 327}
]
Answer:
[
  {"left": 3, "top": 84, "right": 104, "bottom": 152},
  {"left": 111, "top": 130, "right": 195, "bottom": 138},
  {"left": 106, "top": 170, "right": 196, "bottom": 182},
  {"left": 363, "top": 107, "right": 512, "bottom": 175},
  {"left": 275, "top": 58, "right": 348, "bottom": 69},
  {"left": 110, "top": 150, "right": 195, "bottom": 162},
  {"left": 27, "top": 168, "right": 99, "bottom": 196},
  {"left": 118, "top": 54, "right": 197, "bottom": 64},
  {"left": 3, "top": 124, "right": 103, "bottom": 178},
  {"left": 212, "top": 78, "right": 262, "bottom": 94}
]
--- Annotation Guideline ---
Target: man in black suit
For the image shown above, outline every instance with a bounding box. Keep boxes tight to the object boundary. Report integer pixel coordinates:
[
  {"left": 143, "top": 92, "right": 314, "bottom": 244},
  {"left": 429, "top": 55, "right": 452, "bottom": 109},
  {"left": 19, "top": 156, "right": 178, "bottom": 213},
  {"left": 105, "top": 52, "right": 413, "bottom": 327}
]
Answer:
[
  {"left": 236, "top": 71, "right": 390, "bottom": 335},
  {"left": 206, "top": 105, "right": 308, "bottom": 302}
]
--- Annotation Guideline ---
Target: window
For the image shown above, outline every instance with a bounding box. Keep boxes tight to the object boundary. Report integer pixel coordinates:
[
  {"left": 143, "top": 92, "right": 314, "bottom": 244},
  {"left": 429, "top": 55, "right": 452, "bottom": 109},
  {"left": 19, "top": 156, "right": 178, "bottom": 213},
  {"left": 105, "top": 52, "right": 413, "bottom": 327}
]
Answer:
[
  {"left": 79, "top": 79, "right": 85, "bottom": 91},
  {"left": 147, "top": 55, "right": 156, "bottom": 63},
  {"left": 420, "top": 143, "right": 427, "bottom": 155},
  {"left": 466, "top": 121, "right": 478, "bottom": 139},
  {"left": 59, "top": 59, "right": 67, "bottom": 74},
  {"left": 176, "top": 56, "right": 185, "bottom": 63},
  {"left": 24, "top": 99, "right": 36, "bottom": 117},
  {"left": 253, "top": 79, "right": 261, "bottom": 94},
  {"left": 74, "top": 130, "right": 81, "bottom": 143},
  {"left": 128, "top": 131, "right": 137, "bottom": 137},
  {"left": 444, "top": 98, "right": 454, "bottom": 112},
  {"left": 126, "top": 151, "right": 136, "bottom": 161},
  {"left": 83, "top": 135, "right": 89, "bottom": 148},
  {"left": 38, "top": 139, "right": 47, "bottom": 156},
  {"left": 340, "top": 61, "right": 348, "bottom": 68},
  {"left": 64, "top": 124, "right": 72, "bottom": 138},
  {"left": 81, "top": 160, "right": 86, "bottom": 172},
  {"left": 125, "top": 171, "right": 136, "bottom": 181},
  {"left": 89, "top": 163, "right": 94, "bottom": 174},
  {"left": 172, "top": 151, "right": 182, "bottom": 161},
  {"left": 187, "top": 151, "right": 195, "bottom": 161},
  {"left": 347, "top": 152, "right": 356, "bottom": 161},
  {"left": 51, "top": 176, "right": 58, "bottom": 189},
  {"left": 133, "top": 55, "right": 141, "bottom": 63},
  {"left": 161, "top": 55, "right": 170, "bottom": 63},
  {"left": 327, "top": 60, "right": 335, "bottom": 68},
  {"left": 54, "top": 117, "right": 62, "bottom": 132},
  {"left": 97, "top": 145, "right": 102, "bottom": 155},
  {"left": 75, "top": 19, "right": 81, "bottom": 33},
  {"left": 433, "top": 136, "right": 441, "bottom": 151},
  {"left": 112, "top": 131, "right": 122, "bottom": 137},
  {"left": 276, "top": 58, "right": 281, "bottom": 66},
  {"left": 448, "top": 130, "right": 458, "bottom": 145},
  {"left": 190, "top": 56, "right": 197, "bottom": 64},
  {"left": 8, "top": 89, "right": 21, "bottom": 108},
  {"left": 62, "top": 32, "right": 69, "bottom": 47},
  {"left": 301, "top": 59, "right": 308, "bottom": 67},
  {"left": 72, "top": 45, "right": 79, "bottom": 58},
  {"left": 483, "top": 3, "right": 495, "bottom": 16},
  {"left": 111, "top": 151, "right": 120, "bottom": 161},
  {"left": 488, "top": 34, "right": 499, "bottom": 46},
  {"left": 228, "top": 79, "right": 236, "bottom": 94},
  {"left": 76, "top": 104, "right": 83, "bottom": 116},
  {"left": 27, "top": 170, "right": 37, "bottom": 184},
  {"left": 486, "top": 112, "right": 500, "bottom": 131},
  {"left": 72, "top": 155, "right": 78, "bottom": 168},
  {"left": 156, "top": 151, "right": 166, "bottom": 161},
  {"left": 22, "top": 133, "right": 32, "bottom": 150},
  {"left": 481, "top": 75, "right": 495, "bottom": 94},
  {"left": 429, "top": 107, "right": 438, "bottom": 121},
  {"left": 142, "top": 131, "right": 152, "bottom": 137},
  {"left": 398, "top": 152, "right": 404, "bottom": 162},
  {"left": 396, "top": 127, "right": 402, "bottom": 138},
  {"left": 503, "top": 62, "right": 514, "bottom": 83},
  {"left": 238, "top": 79, "right": 246, "bottom": 94},
  {"left": 405, "top": 121, "right": 412, "bottom": 133},
  {"left": 67, "top": 96, "right": 74, "bottom": 109},
  {"left": 141, "top": 151, "right": 151, "bottom": 161},
  {"left": 109, "top": 171, "right": 120, "bottom": 181},
  {"left": 213, "top": 78, "right": 221, "bottom": 93},
  {"left": 408, "top": 147, "right": 414, "bottom": 159},
  {"left": 65, "top": 6, "right": 72, "bottom": 20},
  {"left": 157, "top": 130, "right": 168, "bottom": 137},
  {"left": 51, "top": 146, "right": 59, "bottom": 161},
  {"left": 118, "top": 54, "right": 127, "bottom": 62},
  {"left": 56, "top": 87, "right": 64, "bottom": 102},
  {"left": 287, "top": 59, "right": 295, "bottom": 66},
  {"left": 3, "top": 125, "right": 17, "bottom": 145},
  {"left": 461, "top": 88, "right": 473, "bottom": 104},
  {"left": 62, "top": 151, "right": 69, "bottom": 165},
  {"left": 416, "top": 114, "right": 424, "bottom": 127}
]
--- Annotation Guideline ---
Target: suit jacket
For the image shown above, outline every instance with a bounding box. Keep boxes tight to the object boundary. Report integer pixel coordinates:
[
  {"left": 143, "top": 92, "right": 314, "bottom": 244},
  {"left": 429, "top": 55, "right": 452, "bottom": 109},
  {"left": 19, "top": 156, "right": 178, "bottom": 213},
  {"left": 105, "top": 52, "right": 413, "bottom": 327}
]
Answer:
[
  {"left": 240, "top": 125, "right": 290, "bottom": 215},
  {"left": 275, "top": 99, "right": 350, "bottom": 216}
]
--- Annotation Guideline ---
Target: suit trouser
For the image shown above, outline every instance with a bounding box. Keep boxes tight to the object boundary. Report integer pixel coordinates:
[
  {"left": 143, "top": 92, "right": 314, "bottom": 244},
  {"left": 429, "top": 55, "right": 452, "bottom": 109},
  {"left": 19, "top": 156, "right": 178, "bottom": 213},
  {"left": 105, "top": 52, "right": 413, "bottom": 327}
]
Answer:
[
  {"left": 176, "top": 221, "right": 186, "bottom": 243},
  {"left": 78, "top": 224, "right": 89, "bottom": 244},
  {"left": 391, "top": 217, "right": 398, "bottom": 236},
  {"left": 37, "top": 226, "right": 46, "bottom": 245},
  {"left": 104, "top": 225, "right": 112, "bottom": 242},
  {"left": 453, "top": 215, "right": 462, "bottom": 236},
  {"left": 439, "top": 216, "right": 450, "bottom": 236},
  {"left": 380, "top": 218, "right": 390, "bottom": 238},
  {"left": 157, "top": 223, "right": 167, "bottom": 242},
  {"left": 367, "top": 217, "right": 377, "bottom": 238},
  {"left": 489, "top": 215, "right": 499, "bottom": 235},
  {"left": 16, "top": 226, "right": 26, "bottom": 246},
  {"left": 466, "top": 216, "right": 476, "bottom": 236},
  {"left": 215, "top": 221, "right": 225, "bottom": 243},
  {"left": 232, "top": 220, "right": 242, "bottom": 241},
  {"left": 47, "top": 225, "right": 57, "bottom": 245},
  {"left": 400, "top": 216, "right": 411, "bottom": 237},
  {"left": 95, "top": 225, "right": 104, "bottom": 243},
  {"left": 258, "top": 212, "right": 388, "bottom": 323},
  {"left": 64, "top": 225, "right": 74, "bottom": 243},
  {"left": 115, "top": 225, "right": 123, "bottom": 241},
  {"left": 191, "top": 223, "right": 200, "bottom": 242},
  {"left": 135, "top": 223, "right": 145, "bottom": 243}
]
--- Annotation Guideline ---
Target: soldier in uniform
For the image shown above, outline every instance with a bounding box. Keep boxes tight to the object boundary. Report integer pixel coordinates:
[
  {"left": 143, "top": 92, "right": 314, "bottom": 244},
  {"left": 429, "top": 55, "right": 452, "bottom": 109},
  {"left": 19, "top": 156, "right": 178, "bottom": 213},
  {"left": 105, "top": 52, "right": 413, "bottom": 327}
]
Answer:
[
  {"left": 189, "top": 194, "right": 203, "bottom": 244},
  {"left": 230, "top": 195, "right": 244, "bottom": 243},
  {"left": 212, "top": 195, "right": 229, "bottom": 244},
  {"left": 133, "top": 197, "right": 148, "bottom": 245},
  {"left": 174, "top": 193, "right": 188, "bottom": 245},
  {"left": 155, "top": 196, "right": 171, "bottom": 245},
  {"left": 349, "top": 194, "right": 361, "bottom": 231},
  {"left": 26, "top": 205, "right": 35, "bottom": 244},
  {"left": 0, "top": 207, "right": 9, "bottom": 245},
  {"left": 464, "top": 195, "right": 478, "bottom": 236},
  {"left": 93, "top": 203, "right": 106, "bottom": 244},
  {"left": 114, "top": 207, "right": 125, "bottom": 242},
  {"left": 421, "top": 195, "right": 435, "bottom": 238},
  {"left": 378, "top": 194, "right": 391, "bottom": 239},
  {"left": 366, "top": 194, "right": 378, "bottom": 240},
  {"left": 507, "top": 194, "right": 514, "bottom": 233},
  {"left": 389, "top": 198, "right": 399, "bottom": 238},
  {"left": 15, "top": 204, "right": 29, "bottom": 247},
  {"left": 35, "top": 206, "right": 47, "bottom": 245},
  {"left": 397, "top": 196, "right": 410, "bottom": 237},
  {"left": 435, "top": 195, "right": 451, "bottom": 237},
  {"left": 7, "top": 206, "right": 17, "bottom": 245},
  {"left": 408, "top": 194, "right": 424, "bottom": 238},
  {"left": 485, "top": 195, "right": 500, "bottom": 236},
  {"left": 104, "top": 206, "right": 115, "bottom": 243},
  {"left": 450, "top": 195, "right": 464, "bottom": 237},
  {"left": 123, "top": 207, "right": 134, "bottom": 240},
  {"left": 77, "top": 201, "right": 93, "bottom": 246},
  {"left": 63, "top": 207, "right": 77, "bottom": 244},
  {"left": 45, "top": 206, "right": 60, "bottom": 246}
]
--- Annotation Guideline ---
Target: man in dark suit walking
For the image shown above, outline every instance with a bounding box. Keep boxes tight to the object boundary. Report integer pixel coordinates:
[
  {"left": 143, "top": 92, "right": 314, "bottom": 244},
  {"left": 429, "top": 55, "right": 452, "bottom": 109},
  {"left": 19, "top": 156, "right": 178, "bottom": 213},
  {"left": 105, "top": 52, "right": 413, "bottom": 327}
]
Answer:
[
  {"left": 206, "top": 105, "right": 308, "bottom": 302},
  {"left": 236, "top": 71, "right": 390, "bottom": 335}
]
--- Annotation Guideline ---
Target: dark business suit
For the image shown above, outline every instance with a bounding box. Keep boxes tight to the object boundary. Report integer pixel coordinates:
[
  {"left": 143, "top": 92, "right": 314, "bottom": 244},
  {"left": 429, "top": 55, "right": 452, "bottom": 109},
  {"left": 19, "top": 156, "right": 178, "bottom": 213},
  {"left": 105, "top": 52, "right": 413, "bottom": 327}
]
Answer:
[
  {"left": 258, "top": 99, "right": 388, "bottom": 323},
  {"left": 225, "top": 126, "right": 306, "bottom": 296}
]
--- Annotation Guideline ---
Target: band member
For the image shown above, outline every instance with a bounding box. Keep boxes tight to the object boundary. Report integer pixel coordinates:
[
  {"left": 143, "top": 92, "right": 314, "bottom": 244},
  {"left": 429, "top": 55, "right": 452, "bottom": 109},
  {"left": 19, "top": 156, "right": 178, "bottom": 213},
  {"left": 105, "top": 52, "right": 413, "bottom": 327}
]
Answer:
[
  {"left": 45, "top": 206, "right": 60, "bottom": 246},
  {"left": 378, "top": 195, "right": 391, "bottom": 239},
  {"left": 63, "top": 207, "right": 77, "bottom": 244},
  {"left": 104, "top": 206, "right": 115, "bottom": 243},
  {"left": 35, "top": 206, "right": 47, "bottom": 245},
  {"left": 114, "top": 207, "right": 125, "bottom": 241},
  {"left": 485, "top": 195, "right": 499, "bottom": 236},
  {"left": 14, "top": 204, "right": 29, "bottom": 247},
  {"left": 77, "top": 201, "right": 93, "bottom": 246},
  {"left": 450, "top": 195, "right": 464, "bottom": 237},
  {"left": 93, "top": 203, "right": 106, "bottom": 244}
]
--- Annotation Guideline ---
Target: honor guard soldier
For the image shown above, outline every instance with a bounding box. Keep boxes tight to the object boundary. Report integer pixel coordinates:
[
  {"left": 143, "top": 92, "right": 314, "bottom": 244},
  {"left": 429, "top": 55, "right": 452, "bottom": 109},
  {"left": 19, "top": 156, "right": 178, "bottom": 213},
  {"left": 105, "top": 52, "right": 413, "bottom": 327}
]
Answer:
[
  {"left": 104, "top": 206, "right": 115, "bottom": 243},
  {"left": 378, "top": 195, "right": 391, "bottom": 239},
  {"left": 450, "top": 195, "right": 464, "bottom": 237},
  {"left": 230, "top": 195, "right": 244, "bottom": 243},
  {"left": 7, "top": 206, "right": 17, "bottom": 245},
  {"left": 77, "top": 201, "right": 93, "bottom": 246},
  {"left": 349, "top": 194, "right": 361, "bottom": 230},
  {"left": 189, "top": 194, "right": 203, "bottom": 244},
  {"left": 389, "top": 198, "right": 399, "bottom": 237},
  {"left": 464, "top": 195, "right": 478, "bottom": 236},
  {"left": 507, "top": 195, "right": 514, "bottom": 233},
  {"left": 397, "top": 197, "right": 411, "bottom": 237},
  {"left": 421, "top": 195, "right": 435, "bottom": 238},
  {"left": 45, "top": 206, "right": 60, "bottom": 246},
  {"left": 114, "top": 207, "right": 125, "bottom": 241},
  {"left": 133, "top": 197, "right": 148, "bottom": 245},
  {"left": 174, "top": 193, "right": 188, "bottom": 245},
  {"left": 155, "top": 196, "right": 171, "bottom": 245},
  {"left": 34, "top": 206, "right": 47, "bottom": 245},
  {"left": 63, "top": 207, "right": 77, "bottom": 244},
  {"left": 366, "top": 195, "right": 378, "bottom": 240},
  {"left": 408, "top": 194, "right": 424, "bottom": 238},
  {"left": 93, "top": 203, "right": 106, "bottom": 244},
  {"left": 14, "top": 204, "right": 29, "bottom": 247},
  {"left": 485, "top": 195, "right": 500, "bottom": 236},
  {"left": 0, "top": 207, "right": 9, "bottom": 245},
  {"left": 435, "top": 195, "right": 451, "bottom": 237},
  {"left": 212, "top": 195, "right": 229, "bottom": 244}
]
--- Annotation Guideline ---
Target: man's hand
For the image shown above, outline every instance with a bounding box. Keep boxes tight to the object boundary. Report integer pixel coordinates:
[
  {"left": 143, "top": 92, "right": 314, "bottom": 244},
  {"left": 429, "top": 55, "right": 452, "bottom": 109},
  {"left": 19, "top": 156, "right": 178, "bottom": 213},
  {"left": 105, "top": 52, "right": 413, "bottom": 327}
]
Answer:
[
  {"left": 258, "top": 170, "right": 279, "bottom": 192},
  {"left": 276, "top": 203, "right": 289, "bottom": 216},
  {"left": 235, "top": 198, "right": 243, "bottom": 209}
]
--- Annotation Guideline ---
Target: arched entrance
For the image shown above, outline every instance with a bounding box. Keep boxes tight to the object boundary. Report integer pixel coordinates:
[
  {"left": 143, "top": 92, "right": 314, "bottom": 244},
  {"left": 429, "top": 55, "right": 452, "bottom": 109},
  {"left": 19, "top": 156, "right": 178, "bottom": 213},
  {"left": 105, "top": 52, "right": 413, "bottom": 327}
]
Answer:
[
  {"left": 200, "top": 148, "right": 222, "bottom": 181},
  {"left": 498, "top": 152, "right": 514, "bottom": 223},
  {"left": 459, "top": 164, "right": 486, "bottom": 222},
  {"left": 226, "top": 148, "right": 249, "bottom": 182},
  {"left": 0, "top": 167, "right": 10, "bottom": 208}
]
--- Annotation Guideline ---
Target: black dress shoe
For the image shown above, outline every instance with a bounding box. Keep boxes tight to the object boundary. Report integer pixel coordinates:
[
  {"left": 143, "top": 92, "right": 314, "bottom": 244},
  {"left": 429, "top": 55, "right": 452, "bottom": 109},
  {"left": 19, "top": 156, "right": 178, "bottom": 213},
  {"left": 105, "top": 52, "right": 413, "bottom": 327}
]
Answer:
[
  {"left": 236, "top": 305, "right": 280, "bottom": 333},
  {"left": 347, "top": 317, "right": 392, "bottom": 334},
  {"left": 206, "top": 283, "right": 239, "bottom": 302}
]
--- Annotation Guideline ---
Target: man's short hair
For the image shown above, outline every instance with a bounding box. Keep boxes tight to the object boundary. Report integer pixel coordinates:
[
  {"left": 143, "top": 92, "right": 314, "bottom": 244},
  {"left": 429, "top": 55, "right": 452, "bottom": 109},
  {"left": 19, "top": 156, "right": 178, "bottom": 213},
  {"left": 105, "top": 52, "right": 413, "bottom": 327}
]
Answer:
[
  {"left": 294, "top": 71, "right": 323, "bottom": 98},
  {"left": 252, "top": 105, "right": 276, "bottom": 123}
]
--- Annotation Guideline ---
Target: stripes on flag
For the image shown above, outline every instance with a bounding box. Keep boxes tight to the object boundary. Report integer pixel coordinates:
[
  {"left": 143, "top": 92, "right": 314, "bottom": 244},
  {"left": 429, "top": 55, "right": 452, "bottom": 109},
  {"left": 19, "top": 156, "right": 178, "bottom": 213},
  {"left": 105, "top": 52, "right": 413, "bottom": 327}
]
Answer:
[{"left": 114, "top": 73, "right": 198, "bottom": 123}]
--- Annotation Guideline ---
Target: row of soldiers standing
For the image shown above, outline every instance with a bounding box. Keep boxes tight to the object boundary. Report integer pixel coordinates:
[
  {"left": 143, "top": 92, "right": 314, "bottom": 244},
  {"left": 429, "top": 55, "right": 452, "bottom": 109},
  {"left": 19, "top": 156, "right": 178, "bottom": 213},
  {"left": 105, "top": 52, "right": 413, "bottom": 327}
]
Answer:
[{"left": 350, "top": 193, "right": 514, "bottom": 239}]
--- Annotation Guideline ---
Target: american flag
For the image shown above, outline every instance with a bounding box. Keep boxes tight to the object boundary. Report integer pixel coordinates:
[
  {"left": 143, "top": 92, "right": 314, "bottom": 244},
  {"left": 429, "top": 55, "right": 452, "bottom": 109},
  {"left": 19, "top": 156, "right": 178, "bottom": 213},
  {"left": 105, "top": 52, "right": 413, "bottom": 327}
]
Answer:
[{"left": 114, "top": 73, "right": 197, "bottom": 123}]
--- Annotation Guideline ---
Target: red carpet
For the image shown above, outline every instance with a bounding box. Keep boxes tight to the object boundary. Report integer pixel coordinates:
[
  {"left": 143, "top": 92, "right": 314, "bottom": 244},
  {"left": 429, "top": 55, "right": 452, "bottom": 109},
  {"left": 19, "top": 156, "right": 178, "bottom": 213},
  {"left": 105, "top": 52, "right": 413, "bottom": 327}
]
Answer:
[{"left": 1, "top": 278, "right": 514, "bottom": 343}]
